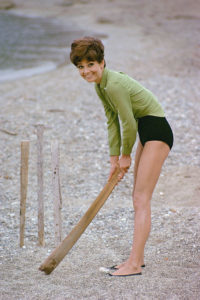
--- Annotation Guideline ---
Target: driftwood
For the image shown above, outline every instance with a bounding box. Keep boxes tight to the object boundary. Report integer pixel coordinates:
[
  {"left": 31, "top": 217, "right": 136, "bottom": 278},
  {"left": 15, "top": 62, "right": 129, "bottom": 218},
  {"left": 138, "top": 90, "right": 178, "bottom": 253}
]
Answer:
[
  {"left": 39, "top": 167, "right": 120, "bottom": 275},
  {"left": 20, "top": 140, "right": 30, "bottom": 247},
  {"left": 47, "top": 109, "right": 65, "bottom": 113},
  {"left": 0, "top": 128, "right": 17, "bottom": 136}
]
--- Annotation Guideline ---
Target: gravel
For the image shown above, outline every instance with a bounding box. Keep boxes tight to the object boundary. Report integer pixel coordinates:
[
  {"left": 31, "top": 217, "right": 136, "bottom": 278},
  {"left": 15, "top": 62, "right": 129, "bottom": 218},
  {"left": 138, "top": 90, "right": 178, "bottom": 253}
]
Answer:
[{"left": 0, "top": 0, "right": 200, "bottom": 299}]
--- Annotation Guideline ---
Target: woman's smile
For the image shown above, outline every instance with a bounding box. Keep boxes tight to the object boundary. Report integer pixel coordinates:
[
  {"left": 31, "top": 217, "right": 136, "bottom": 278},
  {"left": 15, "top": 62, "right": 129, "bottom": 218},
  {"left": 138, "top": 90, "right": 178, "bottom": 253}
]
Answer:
[{"left": 77, "top": 59, "right": 104, "bottom": 84}]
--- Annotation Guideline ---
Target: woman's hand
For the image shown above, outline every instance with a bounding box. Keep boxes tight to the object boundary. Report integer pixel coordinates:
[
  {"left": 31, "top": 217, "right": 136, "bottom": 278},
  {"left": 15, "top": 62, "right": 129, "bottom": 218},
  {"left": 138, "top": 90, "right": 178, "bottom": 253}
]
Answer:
[
  {"left": 108, "top": 156, "right": 119, "bottom": 181},
  {"left": 118, "top": 155, "right": 132, "bottom": 181},
  {"left": 108, "top": 155, "right": 131, "bottom": 182}
]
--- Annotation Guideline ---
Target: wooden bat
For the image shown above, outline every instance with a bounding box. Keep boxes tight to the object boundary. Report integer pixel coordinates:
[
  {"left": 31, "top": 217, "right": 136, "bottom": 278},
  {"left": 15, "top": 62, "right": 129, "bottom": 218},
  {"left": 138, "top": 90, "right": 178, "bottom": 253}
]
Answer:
[{"left": 39, "top": 167, "right": 120, "bottom": 274}]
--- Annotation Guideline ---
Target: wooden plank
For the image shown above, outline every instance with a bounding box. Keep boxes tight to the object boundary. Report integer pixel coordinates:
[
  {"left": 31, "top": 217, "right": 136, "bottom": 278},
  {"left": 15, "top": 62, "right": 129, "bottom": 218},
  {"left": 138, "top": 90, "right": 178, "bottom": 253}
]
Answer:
[
  {"left": 51, "top": 140, "right": 62, "bottom": 245},
  {"left": 39, "top": 167, "right": 120, "bottom": 274},
  {"left": 20, "top": 140, "right": 30, "bottom": 247},
  {"left": 36, "top": 124, "right": 45, "bottom": 246}
]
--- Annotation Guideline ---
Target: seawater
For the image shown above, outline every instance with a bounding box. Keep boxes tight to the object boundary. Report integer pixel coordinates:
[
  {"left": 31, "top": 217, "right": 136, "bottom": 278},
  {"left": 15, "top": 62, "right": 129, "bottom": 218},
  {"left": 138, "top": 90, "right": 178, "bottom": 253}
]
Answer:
[{"left": 0, "top": 12, "right": 85, "bottom": 82}]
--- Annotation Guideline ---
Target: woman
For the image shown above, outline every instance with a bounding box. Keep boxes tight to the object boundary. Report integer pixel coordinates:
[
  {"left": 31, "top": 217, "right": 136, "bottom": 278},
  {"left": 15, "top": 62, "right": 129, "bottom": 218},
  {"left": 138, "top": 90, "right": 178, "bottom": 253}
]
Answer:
[{"left": 70, "top": 37, "right": 173, "bottom": 277}]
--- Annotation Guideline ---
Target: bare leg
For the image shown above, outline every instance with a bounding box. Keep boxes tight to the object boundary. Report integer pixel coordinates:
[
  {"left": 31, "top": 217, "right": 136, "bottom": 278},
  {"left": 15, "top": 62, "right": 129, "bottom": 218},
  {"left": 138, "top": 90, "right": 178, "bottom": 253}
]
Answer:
[
  {"left": 112, "top": 141, "right": 170, "bottom": 276},
  {"left": 133, "top": 140, "right": 144, "bottom": 190},
  {"left": 116, "top": 140, "right": 144, "bottom": 269},
  {"left": 132, "top": 140, "right": 145, "bottom": 265}
]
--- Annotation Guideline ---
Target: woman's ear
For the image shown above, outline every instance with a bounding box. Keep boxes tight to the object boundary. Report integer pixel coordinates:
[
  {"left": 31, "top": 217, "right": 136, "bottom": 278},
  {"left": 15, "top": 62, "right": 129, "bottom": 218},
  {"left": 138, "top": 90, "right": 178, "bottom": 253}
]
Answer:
[{"left": 101, "top": 59, "right": 105, "bottom": 69}]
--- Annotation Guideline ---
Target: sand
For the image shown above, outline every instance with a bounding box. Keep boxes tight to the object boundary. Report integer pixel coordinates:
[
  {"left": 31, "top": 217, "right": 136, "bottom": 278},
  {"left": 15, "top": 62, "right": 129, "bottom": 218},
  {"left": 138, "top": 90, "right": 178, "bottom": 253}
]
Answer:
[{"left": 0, "top": 0, "right": 200, "bottom": 299}]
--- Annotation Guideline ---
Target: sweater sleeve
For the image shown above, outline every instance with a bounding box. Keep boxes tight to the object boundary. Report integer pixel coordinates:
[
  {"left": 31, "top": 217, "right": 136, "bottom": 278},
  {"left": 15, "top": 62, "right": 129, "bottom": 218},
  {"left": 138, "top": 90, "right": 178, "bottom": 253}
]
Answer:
[
  {"left": 95, "top": 85, "right": 121, "bottom": 156},
  {"left": 106, "top": 82, "right": 137, "bottom": 155}
]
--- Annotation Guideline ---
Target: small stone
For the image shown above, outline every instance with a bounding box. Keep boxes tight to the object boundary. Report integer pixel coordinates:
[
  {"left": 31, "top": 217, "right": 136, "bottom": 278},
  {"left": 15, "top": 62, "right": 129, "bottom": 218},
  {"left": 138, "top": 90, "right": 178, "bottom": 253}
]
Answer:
[{"left": 99, "top": 267, "right": 110, "bottom": 273}]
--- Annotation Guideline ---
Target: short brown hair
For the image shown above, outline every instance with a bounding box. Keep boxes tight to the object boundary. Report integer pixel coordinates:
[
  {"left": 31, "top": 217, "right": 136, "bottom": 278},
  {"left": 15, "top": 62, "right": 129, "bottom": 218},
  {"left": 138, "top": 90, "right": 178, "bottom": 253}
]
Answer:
[{"left": 70, "top": 36, "right": 105, "bottom": 66}]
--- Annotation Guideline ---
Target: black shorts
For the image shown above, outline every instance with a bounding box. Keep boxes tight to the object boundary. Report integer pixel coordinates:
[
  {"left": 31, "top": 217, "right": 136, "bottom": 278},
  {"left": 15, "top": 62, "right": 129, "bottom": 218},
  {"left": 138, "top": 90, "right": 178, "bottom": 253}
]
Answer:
[{"left": 138, "top": 116, "right": 174, "bottom": 149}]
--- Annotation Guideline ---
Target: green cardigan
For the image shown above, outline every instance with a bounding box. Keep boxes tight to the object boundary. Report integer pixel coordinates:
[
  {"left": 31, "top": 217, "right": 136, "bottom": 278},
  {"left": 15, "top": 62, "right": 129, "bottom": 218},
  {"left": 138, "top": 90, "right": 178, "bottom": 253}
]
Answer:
[{"left": 95, "top": 68, "right": 165, "bottom": 156}]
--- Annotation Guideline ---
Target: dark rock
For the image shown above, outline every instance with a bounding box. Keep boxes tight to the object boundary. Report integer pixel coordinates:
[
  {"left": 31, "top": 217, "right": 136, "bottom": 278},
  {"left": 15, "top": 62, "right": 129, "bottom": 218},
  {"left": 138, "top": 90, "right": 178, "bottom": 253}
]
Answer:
[{"left": 0, "top": 1, "right": 16, "bottom": 10}]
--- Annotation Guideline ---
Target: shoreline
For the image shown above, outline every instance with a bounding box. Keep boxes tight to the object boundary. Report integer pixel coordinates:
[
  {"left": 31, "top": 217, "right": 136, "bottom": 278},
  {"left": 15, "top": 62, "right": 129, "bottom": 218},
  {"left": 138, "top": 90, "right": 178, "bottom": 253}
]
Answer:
[
  {"left": 0, "top": 4, "right": 107, "bottom": 83},
  {"left": 0, "top": 61, "right": 62, "bottom": 83},
  {"left": 0, "top": 8, "right": 78, "bottom": 83}
]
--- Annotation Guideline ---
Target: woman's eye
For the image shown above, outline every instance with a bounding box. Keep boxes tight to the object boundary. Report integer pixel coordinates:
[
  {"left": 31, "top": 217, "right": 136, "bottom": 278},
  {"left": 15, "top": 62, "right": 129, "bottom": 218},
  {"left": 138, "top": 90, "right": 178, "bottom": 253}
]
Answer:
[
  {"left": 88, "top": 62, "right": 94, "bottom": 67},
  {"left": 77, "top": 65, "right": 83, "bottom": 69}
]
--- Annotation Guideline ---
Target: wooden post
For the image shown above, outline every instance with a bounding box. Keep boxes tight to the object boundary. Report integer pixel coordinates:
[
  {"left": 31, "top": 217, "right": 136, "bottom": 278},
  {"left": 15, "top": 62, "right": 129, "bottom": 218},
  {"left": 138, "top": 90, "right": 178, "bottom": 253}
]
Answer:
[
  {"left": 20, "top": 140, "right": 30, "bottom": 247},
  {"left": 36, "top": 124, "right": 45, "bottom": 246},
  {"left": 51, "top": 140, "right": 62, "bottom": 245}
]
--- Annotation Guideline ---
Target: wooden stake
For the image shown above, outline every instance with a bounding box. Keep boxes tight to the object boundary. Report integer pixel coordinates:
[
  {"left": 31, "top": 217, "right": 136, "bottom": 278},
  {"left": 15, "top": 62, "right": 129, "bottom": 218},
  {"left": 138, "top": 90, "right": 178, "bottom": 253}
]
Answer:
[
  {"left": 20, "top": 140, "right": 30, "bottom": 247},
  {"left": 36, "top": 124, "right": 45, "bottom": 246},
  {"left": 51, "top": 140, "right": 62, "bottom": 245},
  {"left": 39, "top": 167, "right": 120, "bottom": 274}
]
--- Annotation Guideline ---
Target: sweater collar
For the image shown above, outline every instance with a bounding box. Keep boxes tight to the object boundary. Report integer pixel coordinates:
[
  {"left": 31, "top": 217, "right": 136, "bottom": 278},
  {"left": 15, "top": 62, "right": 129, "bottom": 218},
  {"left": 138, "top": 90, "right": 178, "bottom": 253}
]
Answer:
[{"left": 98, "top": 67, "right": 108, "bottom": 90}]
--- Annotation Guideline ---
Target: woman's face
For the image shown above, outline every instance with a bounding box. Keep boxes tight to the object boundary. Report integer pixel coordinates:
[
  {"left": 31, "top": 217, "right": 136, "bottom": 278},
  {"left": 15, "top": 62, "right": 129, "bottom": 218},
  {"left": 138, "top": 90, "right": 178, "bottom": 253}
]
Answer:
[{"left": 77, "top": 59, "right": 104, "bottom": 84}]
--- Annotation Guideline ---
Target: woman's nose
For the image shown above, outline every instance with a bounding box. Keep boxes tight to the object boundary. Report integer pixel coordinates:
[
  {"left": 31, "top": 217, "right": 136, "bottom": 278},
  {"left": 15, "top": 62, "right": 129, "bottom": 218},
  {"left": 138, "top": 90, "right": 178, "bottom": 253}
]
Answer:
[{"left": 82, "top": 67, "right": 89, "bottom": 74}]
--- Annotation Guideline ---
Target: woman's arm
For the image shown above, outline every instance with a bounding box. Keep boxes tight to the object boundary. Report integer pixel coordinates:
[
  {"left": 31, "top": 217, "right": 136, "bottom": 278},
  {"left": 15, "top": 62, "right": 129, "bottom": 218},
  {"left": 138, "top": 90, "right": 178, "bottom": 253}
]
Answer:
[
  {"left": 107, "top": 82, "right": 137, "bottom": 156},
  {"left": 95, "top": 84, "right": 122, "bottom": 156}
]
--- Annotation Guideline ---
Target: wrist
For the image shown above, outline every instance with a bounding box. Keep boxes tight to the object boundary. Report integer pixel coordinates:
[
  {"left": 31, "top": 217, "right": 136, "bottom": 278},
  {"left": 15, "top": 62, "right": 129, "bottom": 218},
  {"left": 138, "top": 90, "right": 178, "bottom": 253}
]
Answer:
[
  {"left": 110, "top": 156, "right": 119, "bottom": 164},
  {"left": 121, "top": 154, "right": 131, "bottom": 158}
]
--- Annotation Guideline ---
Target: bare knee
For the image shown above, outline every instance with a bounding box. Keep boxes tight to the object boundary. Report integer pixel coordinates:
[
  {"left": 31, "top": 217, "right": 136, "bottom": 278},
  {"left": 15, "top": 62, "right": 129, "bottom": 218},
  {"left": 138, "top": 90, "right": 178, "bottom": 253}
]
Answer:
[{"left": 133, "top": 191, "right": 151, "bottom": 212}]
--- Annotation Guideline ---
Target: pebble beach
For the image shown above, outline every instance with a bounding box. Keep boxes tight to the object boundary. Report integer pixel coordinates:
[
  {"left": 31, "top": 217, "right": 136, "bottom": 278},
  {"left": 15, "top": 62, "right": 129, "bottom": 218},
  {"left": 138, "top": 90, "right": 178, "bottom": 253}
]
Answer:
[{"left": 0, "top": 0, "right": 200, "bottom": 299}]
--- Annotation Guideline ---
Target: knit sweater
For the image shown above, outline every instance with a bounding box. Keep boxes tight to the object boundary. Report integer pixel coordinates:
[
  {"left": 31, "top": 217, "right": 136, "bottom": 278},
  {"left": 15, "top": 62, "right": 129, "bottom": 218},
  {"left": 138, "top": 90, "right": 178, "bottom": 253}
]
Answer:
[{"left": 95, "top": 68, "right": 165, "bottom": 156}]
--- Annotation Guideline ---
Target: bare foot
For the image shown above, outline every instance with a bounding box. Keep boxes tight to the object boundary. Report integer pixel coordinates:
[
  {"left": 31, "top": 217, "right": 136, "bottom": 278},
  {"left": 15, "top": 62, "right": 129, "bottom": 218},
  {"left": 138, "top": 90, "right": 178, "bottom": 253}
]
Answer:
[
  {"left": 110, "top": 263, "right": 142, "bottom": 276},
  {"left": 115, "top": 259, "right": 145, "bottom": 269},
  {"left": 115, "top": 261, "right": 127, "bottom": 269}
]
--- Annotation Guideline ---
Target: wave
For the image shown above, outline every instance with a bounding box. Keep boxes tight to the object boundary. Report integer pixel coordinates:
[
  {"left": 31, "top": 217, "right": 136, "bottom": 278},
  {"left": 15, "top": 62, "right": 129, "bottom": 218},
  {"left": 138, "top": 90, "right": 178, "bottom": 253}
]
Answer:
[{"left": 0, "top": 62, "right": 58, "bottom": 83}]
